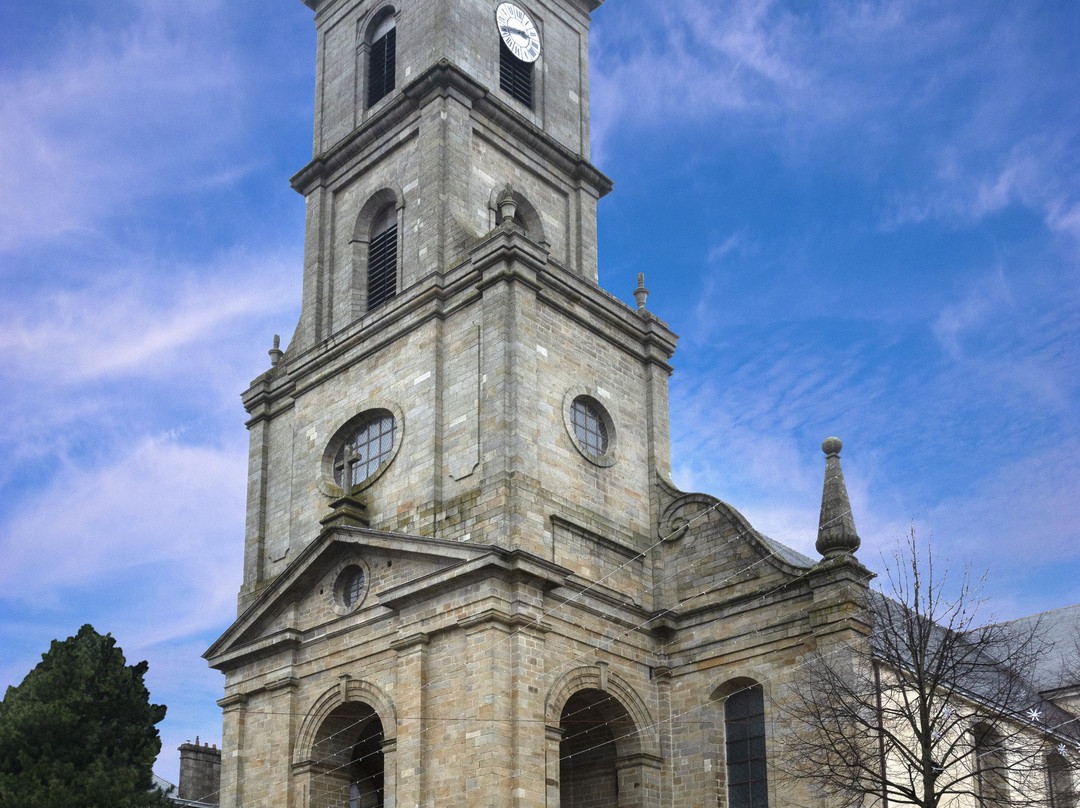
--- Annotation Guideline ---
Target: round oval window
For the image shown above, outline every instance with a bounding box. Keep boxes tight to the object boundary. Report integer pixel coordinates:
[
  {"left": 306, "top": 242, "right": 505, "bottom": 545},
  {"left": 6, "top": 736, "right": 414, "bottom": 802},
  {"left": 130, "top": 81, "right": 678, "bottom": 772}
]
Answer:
[
  {"left": 333, "top": 412, "right": 396, "bottom": 491},
  {"left": 336, "top": 565, "right": 366, "bottom": 610},
  {"left": 570, "top": 396, "right": 609, "bottom": 457}
]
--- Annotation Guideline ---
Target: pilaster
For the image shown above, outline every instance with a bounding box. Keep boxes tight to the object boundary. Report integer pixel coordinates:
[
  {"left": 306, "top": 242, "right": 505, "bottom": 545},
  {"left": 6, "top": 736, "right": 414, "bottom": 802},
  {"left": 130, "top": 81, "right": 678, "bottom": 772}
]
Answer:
[{"left": 391, "top": 633, "right": 429, "bottom": 808}]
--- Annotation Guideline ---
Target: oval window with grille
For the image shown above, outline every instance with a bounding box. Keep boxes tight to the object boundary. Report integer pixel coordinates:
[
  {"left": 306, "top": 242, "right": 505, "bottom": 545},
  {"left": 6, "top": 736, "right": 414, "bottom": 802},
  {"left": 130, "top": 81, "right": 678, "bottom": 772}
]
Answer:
[
  {"left": 333, "top": 411, "right": 397, "bottom": 491},
  {"left": 336, "top": 565, "right": 366, "bottom": 610},
  {"left": 563, "top": 391, "right": 617, "bottom": 467},
  {"left": 571, "top": 396, "right": 608, "bottom": 457}
]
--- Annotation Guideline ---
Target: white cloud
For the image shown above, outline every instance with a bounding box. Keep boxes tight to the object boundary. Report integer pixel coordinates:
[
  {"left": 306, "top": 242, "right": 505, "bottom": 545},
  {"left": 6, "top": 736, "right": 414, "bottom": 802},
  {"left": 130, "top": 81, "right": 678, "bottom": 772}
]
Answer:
[
  {"left": 0, "top": 434, "right": 245, "bottom": 607},
  {"left": 932, "top": 268, "right": 1013, "bottom": 360},
  {"left": 0, "top": 249, "right": 298, "bottom": 386},
  {"left": 590, "top": 0, "right": 813, "bottom": 160},
  {"left": 0, "top": 243, "right": 300, "bottom": 490},
  {"left": 0, "top": 3, "right": 248, "bottom": 251}
]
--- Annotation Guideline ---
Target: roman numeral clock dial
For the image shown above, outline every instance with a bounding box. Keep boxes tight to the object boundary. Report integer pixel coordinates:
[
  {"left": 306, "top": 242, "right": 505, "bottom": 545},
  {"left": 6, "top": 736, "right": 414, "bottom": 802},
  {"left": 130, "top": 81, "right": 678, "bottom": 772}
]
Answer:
[{"left": 496, "top": 2, "right": 541, "bottom": 63}]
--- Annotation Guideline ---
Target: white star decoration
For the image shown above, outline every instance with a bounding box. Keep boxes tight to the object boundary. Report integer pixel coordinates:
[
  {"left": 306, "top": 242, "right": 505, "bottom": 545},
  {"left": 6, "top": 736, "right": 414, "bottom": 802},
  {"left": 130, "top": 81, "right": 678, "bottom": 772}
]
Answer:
[
  {"left": 1026, "top": 707, "right": 1042, "bottom": 723},
  {"left": 1058, "top": 743, "right": 1068, "bottom": 757}
]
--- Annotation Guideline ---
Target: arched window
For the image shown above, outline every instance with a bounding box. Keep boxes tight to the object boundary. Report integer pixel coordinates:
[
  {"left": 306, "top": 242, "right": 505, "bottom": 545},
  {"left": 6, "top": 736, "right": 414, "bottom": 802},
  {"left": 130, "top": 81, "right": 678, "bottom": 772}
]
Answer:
[
  {"left": 724, "top": 684, "right": 768, "bottom": 808},
  {"left": 1049, "top": 751, "right": 1077, "bottom": 808},
  {"left": 973, "top": 724, "right": 1010, "bottom": 807},
  {"left": 367, "top": 10, "right": 395, "bottom": 108},
  {"left": 367, "top": 205, "right": 397, "bottom": 311}
]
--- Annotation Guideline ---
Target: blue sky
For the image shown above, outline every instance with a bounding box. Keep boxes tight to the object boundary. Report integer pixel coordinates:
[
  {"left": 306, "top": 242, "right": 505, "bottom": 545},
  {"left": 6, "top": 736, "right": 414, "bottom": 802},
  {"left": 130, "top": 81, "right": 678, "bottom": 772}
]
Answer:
[{"left": 1, "top": 0, "right": 1077, "bottom": 785}]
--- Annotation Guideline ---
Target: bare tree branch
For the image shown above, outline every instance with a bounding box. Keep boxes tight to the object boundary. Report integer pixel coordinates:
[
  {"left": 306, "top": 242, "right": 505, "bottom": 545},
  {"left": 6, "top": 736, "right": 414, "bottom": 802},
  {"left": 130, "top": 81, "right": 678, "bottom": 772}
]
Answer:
[{"left": 781, "top": 527, "right": 1080, "bottom": 808}]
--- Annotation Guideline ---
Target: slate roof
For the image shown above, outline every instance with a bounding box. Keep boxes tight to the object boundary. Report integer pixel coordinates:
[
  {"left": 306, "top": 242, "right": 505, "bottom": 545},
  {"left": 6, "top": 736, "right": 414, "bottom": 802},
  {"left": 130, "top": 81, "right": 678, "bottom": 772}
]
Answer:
[{"left": 996, "top": 603, "right": 1080, "bottom": 695}]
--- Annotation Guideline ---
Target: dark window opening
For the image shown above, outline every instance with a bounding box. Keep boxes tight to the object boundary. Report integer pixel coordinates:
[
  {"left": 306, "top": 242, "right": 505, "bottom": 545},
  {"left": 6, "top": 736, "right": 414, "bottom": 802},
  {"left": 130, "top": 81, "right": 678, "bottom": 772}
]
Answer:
[
  {"left": 367, "top": 214, "right": 397, "bottom": 311},
  {"left": 367, "top": 24, "right": 396, "bottom": 108},
  {"left": 559, "top": 690, "right": 619, "bottom": 808},
  {"left": 725, "top": 686, "right": 769, "bottom": 808},
  {"left": 499, "top": 39, "right": 532, "bottom": 107},
  {"left": 311, "top": 704, "right": 384, "bottom": 808}
]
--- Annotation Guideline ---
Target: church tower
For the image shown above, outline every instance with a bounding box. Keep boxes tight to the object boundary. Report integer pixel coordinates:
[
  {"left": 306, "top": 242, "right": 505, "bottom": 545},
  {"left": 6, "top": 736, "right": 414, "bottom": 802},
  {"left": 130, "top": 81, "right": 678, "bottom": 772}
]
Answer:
[{"left": 206, "top": 1, "right": 870, "bottom": 806}]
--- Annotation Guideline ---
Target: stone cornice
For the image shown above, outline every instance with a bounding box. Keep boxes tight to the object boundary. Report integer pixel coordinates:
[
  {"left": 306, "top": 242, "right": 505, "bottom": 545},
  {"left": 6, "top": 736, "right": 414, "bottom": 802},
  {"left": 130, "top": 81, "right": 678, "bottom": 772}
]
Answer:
[
  {"left": 242, "top": 234, "right": 678, "bottom": 414},
  {"left": 289, "top": 59, "right": 611, "bottom": 198}
]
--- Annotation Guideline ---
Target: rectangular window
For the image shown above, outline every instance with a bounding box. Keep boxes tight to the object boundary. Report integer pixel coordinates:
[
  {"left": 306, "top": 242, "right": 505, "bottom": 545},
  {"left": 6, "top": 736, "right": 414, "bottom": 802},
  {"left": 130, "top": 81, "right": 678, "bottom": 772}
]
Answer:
[
  {"left": 367, "top": 224, "right": 397, "bottom": 310},
  {"left": 499, "top": 39, "right": 532, "bottom": 108},
  {"left": 367, "top": 27, "right": 396, "bottom": 108}
]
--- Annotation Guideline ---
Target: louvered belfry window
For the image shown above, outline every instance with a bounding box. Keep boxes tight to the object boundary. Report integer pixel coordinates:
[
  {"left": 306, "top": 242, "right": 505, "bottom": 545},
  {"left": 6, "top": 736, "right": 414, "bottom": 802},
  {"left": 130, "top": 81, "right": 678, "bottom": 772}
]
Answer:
[
  {"left": 367, "top": 211, "right": 397, "bottom": 311},
  {"left": 499, "top": 39, "right": 532, "bottom": 107},
  {"left": 367, "top": 23, "right": 396, "bottom": 107}
]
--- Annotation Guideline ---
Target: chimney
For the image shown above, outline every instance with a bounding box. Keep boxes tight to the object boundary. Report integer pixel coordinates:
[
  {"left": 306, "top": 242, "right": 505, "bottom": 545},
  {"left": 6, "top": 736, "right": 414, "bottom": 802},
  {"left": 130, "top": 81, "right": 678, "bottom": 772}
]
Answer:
[{"left": 178, "top": 736, "right": 221, "bottom": 805}]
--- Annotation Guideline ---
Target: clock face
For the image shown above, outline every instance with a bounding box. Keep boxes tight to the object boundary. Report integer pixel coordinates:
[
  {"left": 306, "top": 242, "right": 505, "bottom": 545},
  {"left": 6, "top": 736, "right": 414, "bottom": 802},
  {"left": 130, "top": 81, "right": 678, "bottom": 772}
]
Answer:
[{"left": 496, "top": 3, "right": 541, "bottom": 63}]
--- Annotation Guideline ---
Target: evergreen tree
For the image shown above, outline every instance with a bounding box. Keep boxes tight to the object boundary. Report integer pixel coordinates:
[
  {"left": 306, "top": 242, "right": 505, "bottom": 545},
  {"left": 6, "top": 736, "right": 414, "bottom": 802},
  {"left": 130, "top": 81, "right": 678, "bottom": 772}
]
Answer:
[{"left": 0, "top": 624, "right": 173, "bottom": 808}]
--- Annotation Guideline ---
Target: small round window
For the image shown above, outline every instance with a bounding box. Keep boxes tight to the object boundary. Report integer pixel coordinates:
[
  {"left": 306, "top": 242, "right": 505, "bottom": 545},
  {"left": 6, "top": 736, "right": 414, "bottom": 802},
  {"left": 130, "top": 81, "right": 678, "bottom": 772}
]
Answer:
[
  {"left": 570, "top": 396, "right": 609, "bottom": 457},
  {"left": 336, "top": 565, "right": 366, "bottom": 610},
  {"left": 333, "top": 412, "right": 396, "bottom": 491}
]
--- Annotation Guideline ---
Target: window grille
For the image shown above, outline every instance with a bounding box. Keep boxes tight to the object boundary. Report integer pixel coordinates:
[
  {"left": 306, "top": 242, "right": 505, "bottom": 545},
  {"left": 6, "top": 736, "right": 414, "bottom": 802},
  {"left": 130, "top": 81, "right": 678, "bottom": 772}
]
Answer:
[
  {"left": 367, "top": 25, "right": 396, "bottom": 107},
  {"left": 334, "top": 413, "right": 396, "bottom": 490},
  {"left": 338, "top": 566, "right": 365, "bottom": 609},
  {"left": 571, "top": 397, "right": 608, "bottom": 457},
  {"left": 499, "top": 39, "right": 532, "bottom": 107},
  {"left": 725, "top": 686, "right": 769, "bottom": 808},
  {"left": 367, "top": 221, "right": 397, "bottom": 310}
]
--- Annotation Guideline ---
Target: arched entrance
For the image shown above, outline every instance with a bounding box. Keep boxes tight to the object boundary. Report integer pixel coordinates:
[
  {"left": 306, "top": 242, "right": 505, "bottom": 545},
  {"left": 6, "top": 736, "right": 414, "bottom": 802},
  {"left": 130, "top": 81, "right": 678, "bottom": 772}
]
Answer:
[
  {"left": 308, "top": 702, "right": 385, "bottom": 808},
  {"left": 559, "top": 688, "right": 643, "bottom": 808}
]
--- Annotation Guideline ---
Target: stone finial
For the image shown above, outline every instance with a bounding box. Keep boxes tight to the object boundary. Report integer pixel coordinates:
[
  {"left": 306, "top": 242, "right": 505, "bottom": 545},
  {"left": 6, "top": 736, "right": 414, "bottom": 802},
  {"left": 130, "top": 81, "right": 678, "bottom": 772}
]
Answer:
[
  {"left": 268, "top": 334, "right": 283, "bottom": 367},
  {"left": 496, "top": 183, "right": 518, "bottom": 225},
  {"left": 816, "top": 437, "right": 861, "bottom": 558},
  {"left": 633, "top": 273, "right": 649, "bottom": 310}
]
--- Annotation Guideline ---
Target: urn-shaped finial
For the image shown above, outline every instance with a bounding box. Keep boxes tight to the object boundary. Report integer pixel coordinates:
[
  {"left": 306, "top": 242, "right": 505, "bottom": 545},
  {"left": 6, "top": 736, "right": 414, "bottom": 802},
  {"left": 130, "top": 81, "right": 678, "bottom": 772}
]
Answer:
[{"left": 816, "top": 437, "right": 861, "bottom": 558}]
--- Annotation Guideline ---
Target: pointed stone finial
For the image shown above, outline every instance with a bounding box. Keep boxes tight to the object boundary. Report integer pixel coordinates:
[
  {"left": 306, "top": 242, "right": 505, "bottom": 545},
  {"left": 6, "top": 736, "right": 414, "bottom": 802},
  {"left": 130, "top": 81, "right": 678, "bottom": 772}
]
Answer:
[
  {"left": 816, "top": 437, "right": 861, "bottom": 558},
  {"left": 496, "top": 183, "right": 518, "bottom": 226},
  {"left": 633, "top": 273, "right": 649, "bottom": 310},
  {"left": 268, "top": 334, "right": 283, "bottom": 367}
]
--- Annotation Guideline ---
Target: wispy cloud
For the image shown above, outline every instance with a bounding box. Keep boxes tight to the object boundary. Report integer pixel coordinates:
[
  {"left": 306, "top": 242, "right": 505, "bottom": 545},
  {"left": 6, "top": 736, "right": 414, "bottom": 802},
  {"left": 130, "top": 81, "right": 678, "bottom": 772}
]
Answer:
[
  {"left": 0, "top": 3, "right": 253, "bottom": 252},
  {"left": 0, "top": 250, "right": 297, "bottom": 385},
  {"left": 0, "top": 434, "right": 244, "bottom": 600}
]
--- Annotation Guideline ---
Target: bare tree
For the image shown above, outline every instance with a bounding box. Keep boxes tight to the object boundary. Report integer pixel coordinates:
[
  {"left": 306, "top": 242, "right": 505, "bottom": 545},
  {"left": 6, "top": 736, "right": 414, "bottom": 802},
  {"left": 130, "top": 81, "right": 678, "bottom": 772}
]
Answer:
[{"left": 783, "top": 528, "right": 1080, "bottom": 808}]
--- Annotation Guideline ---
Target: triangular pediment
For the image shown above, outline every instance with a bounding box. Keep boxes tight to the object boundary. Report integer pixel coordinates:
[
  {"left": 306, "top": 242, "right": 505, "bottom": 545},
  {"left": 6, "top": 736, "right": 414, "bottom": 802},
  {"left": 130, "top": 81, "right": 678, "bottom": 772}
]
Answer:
[{"left": 205, "top": 526, "right": 508, "bottom": 671}]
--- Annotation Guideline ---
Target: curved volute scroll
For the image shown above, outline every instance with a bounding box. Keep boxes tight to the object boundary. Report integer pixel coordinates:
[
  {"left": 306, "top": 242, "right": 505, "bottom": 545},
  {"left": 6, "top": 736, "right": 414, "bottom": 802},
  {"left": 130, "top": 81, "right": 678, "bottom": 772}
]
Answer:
[{"left": 815, "top": 437, "right": 861, "bottom": 559}]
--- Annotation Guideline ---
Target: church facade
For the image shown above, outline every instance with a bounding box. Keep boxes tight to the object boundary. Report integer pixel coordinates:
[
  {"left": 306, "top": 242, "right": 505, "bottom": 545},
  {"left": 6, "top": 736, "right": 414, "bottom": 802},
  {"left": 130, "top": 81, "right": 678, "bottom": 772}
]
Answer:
[{"left": 203, "top": 0, "right": 884, "bottom": 806}]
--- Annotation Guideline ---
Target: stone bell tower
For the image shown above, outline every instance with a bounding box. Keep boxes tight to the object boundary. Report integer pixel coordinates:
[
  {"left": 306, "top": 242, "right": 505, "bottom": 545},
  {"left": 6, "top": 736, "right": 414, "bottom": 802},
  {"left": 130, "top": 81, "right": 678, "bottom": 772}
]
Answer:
[
  {"left": 229, "top": 0, "right": 677, "bottom": 613},
  {"left": 206, "top": 0, "right": 870, "bottom": 806}
]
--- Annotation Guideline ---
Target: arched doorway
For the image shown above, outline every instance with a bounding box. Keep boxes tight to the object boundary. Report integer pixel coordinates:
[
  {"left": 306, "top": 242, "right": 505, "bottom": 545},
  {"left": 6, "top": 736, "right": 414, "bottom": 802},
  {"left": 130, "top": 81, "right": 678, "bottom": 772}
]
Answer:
[
  {"left": 309, "top": 702, "right": 385, "bottom": 808},
  {"left": 559, "top": 688, "right": 633, "bottom": 808}
]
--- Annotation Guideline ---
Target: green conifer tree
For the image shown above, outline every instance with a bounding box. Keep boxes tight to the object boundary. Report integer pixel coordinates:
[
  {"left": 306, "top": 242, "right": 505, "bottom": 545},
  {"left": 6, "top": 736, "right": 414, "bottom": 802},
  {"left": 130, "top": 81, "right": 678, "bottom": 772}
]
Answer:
[{"left": 0, "top": 624, "right": 173, "bottom": 808}]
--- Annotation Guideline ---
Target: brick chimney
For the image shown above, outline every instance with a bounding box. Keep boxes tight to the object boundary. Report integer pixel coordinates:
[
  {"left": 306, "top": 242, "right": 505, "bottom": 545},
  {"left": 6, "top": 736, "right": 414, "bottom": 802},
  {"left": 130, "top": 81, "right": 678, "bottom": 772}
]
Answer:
[{"left": 178, "top": 736, "right": 221, "bottom": 805}]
